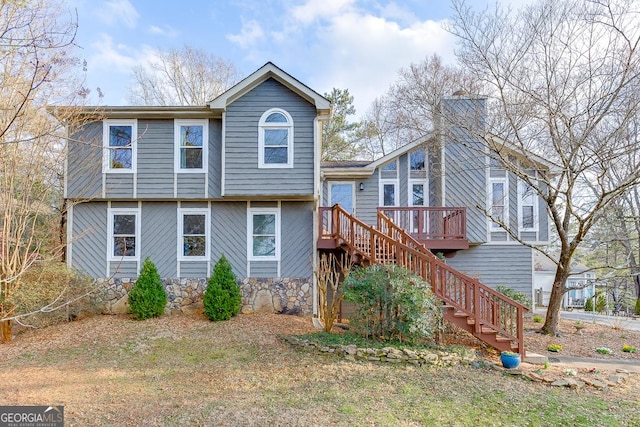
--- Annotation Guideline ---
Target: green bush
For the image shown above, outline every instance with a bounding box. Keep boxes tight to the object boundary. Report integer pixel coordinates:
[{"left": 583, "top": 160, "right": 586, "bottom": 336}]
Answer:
[
  {"left": 496, "top": 286, "right": 531, "bottom": 308},
  {"left": 585, "top": 293, "right": 607, "bottom": 313},
  {"left": 128, "top": 258, "right": 167, "bottom": 320},
  {"left": 343, "top": 264, "right": 442, "bottom": 345},
  {"left": 635, "top": 298, "right": 640, "bottom": 315},
  {"left": 585, "top": 296, "right": 594, "bottom": 312},
  {"left": 203, "top": 255, "right": 242, "bottom": 321}
]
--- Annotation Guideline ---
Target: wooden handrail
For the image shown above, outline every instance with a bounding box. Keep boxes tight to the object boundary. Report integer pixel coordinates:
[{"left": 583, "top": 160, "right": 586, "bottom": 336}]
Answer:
[
  {"left": 377, "top": 206, "right": 467, "bottom": 240},
  {"left": 325, "top": 204, "right": 527, "bottom": 355}
]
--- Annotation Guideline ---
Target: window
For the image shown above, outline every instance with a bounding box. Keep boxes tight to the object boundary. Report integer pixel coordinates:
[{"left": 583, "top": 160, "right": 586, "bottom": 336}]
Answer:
[
  {"left": 490, "top": 179, "right": 507, "bottom": 229},
  {"left": 248, "top": 208, "right": 280, "bottom": 260},
  {"left": 175, "top": 120, "right": 208, "bottom": 172},
  {"left": 178, "top": 209, "right": 209, "bottom": 260},
  {"left": 258, "top": 109, "right": 293, "bottom": 168},
  {"left": 519, "top": 179, "right": 537, "bottom": 230},
  {"left": 329, "top": 182, "right": 355, "bottom": 214},
  {"left": 412, "top": 184, "right": 425, "bottom": 206},
  {"left": 409, "top": 149, "right": 427, "bottom": 180},
  {"left": 108, "top": 209, "right": 140, "bottom": 260},
  {"left": 103, "top": 120, "right": 136, "bottom": 172},
  {"left": 379, "top": 161, "right": 398, "bottom": 207}
]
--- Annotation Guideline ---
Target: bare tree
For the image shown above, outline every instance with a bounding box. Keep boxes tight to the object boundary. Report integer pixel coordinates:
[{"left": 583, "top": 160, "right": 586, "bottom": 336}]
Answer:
[
  {"left": 449, "top": 0, "right": 640, "bottom": 335},
  {"left": 128, "top": 45, "right": 239, "bottom": 106},
  {"left": 359, "top": 55, "right": 481, "bottom": 159},
  {"left": 0, "top": 0, "right": 87, "bottom": 342}
]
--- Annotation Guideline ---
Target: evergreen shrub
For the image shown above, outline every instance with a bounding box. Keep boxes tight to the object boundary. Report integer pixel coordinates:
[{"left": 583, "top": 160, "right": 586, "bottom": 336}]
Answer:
[
  {"left": 203, "top": 255, "right": 242, "bottom": 321},
  {"left": 128, "top": 257, "right": 167, "bottom": 319}
]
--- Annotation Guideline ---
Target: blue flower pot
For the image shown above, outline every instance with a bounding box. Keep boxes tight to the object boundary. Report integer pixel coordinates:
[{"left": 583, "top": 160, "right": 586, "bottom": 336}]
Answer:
[{"left": 500, "top": 352, "right": 521, "bottom": 369}]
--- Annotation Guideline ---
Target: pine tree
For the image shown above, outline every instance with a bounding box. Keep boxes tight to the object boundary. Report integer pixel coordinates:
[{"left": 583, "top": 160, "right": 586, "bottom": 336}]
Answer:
[
  {"left": 128, "top": 258, "right": 167, "bottom": 319},
  {"left": 203, "top": 255, "right": 242, "bottom": 321}
]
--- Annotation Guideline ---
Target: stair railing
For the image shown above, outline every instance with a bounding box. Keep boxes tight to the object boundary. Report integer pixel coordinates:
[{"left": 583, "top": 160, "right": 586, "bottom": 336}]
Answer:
[{"left": 327, "top": 204, "right": 527, "bottom": 355}]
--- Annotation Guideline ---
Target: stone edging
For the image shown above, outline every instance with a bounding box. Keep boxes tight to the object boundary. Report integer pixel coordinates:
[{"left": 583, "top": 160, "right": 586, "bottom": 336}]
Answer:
[{"left": 281, "top": 335, "right": 478, "bottom": 367}]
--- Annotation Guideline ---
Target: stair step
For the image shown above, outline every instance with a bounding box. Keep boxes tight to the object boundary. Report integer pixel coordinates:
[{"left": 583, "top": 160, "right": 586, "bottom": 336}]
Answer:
[
  {"left": 495, "top": 336, "right": 512, "bottom": 343},
  {"left": 452, "top": 311, "right": 469, "bottom": 318},
  {"left": 480, "top": 327, "right": 497, "bottom": 335}
]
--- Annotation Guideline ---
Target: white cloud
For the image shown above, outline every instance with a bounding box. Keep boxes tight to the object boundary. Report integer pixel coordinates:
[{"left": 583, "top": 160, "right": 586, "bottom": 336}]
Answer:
[
  {"left": 95, "top": 0, "right": 139, "bottom": 29},
  {"left": 226, "top": 19, "right": 265, "bottom": 49},
  {"left": 148, "top": 24, "right": 179, "bottom": 38},
  {"left": 290, "top": 0, "right": 356, "bottom": 24}
]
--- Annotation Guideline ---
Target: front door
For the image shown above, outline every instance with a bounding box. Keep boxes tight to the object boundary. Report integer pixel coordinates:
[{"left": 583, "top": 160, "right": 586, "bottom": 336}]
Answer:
[{"left": 329, "top": 182, "right": 355, "bottom": 215}]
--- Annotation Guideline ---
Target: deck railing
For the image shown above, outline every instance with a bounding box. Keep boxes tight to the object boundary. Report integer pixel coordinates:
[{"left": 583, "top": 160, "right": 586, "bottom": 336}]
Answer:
[
  {"left": 320, "top": 204, "right": 526, "bottom": 354},
  {"left": 377, "top": 207, "right": 466, "bottom": 241}
]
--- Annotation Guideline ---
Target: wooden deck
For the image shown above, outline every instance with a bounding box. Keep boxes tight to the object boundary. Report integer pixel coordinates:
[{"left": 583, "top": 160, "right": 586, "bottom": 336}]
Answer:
[{"left": 317, "top": 204, "right": 527, "bottom": 355}]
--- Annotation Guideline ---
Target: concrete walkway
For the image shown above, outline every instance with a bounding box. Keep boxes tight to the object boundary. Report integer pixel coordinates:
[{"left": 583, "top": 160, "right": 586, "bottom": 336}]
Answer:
[{"left": 534, "top": 308, "right": 640, "bottom": 332}]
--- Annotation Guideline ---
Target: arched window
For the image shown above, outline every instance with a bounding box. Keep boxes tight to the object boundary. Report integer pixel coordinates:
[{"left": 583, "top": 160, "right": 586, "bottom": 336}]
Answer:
[{"left": 258, "top": 108, "right": 293, "bottom": 168}]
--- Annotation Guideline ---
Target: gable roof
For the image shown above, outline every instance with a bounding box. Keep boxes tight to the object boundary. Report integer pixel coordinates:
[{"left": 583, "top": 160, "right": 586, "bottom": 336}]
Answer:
[{"left": 210, "top": 62, "right": 331, "bottom": 115}]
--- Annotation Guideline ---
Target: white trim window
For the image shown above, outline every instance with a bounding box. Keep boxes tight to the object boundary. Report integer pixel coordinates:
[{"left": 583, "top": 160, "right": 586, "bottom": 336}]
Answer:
[
  {"left": 248, "top": 208, "right": 280, "bottom": 260},
  {"left": 178, "top": 208, "right": 209, "bottom": 260},
  {"left": 408, "top": 148, "right": 428, "bottom": 207},
  {"left": 175, "top": 119, "right": 208, "bottom": 172},
  {"left": 258, "top": 108, "right": 294, "bottom": 168},
  {"left": 103, "top": 119, "right": 137, "bottom": 172},
  {"left": 328, "top": 181, "right": 355, "bottom": 214},
  {"left": 518, "top": 178, "right": 537, "bottom": 231},
  {"left": 489, "top": 178, "right": 508, "bottom": 229},
  {"left": 379, "top": 160, "right": 398, "bottom": 207},
  {"left": 108, "top": 208, "right": 140, "bottom": 260}
]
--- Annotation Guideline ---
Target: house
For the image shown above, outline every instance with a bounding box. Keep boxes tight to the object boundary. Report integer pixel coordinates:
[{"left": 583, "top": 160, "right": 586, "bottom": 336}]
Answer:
[
  {"left": 62, "top": 62, "right": 330, "bottom": 315},
  {"left": 60, "top": 63, "right": 548, "bottom": 354},
  {"left": 533, "top": 252, "right": 596, "bottom": 309},
  {"left": 319, "top": 95, "right": 551, "bottom": 303}
]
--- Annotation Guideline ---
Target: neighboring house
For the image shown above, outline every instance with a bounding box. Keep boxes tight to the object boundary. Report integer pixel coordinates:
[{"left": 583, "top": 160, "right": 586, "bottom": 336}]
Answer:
[
  {"left": 61, "top": 62, "right": 330, "bottom": 315},
  {"left": 320, "top": 95, "right": 551, "bottom": 302},
  {"left": 533, "top": 252, "right": 596, "bottom": 309}
]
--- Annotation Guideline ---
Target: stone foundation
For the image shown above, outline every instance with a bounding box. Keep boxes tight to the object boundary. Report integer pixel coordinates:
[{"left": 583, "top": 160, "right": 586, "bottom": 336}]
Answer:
[{"left": 94, "top": 277, "right": 312, "bottom": 316}]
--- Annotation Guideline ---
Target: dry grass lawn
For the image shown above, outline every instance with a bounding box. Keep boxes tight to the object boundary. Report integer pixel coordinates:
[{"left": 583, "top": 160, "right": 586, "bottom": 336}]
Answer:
[{"left": 1, "top": 313, "right": 639, "bottom": 426}]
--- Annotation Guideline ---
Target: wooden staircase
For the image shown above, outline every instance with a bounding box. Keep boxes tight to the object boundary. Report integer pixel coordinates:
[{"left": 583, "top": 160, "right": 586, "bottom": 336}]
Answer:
[{"left": 319, "top": 204, "right": 528, "bottom": 355}]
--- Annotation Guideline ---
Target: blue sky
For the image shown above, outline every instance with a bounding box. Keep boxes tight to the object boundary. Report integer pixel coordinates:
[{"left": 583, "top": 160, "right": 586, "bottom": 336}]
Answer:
[{"left": 70, "top": 0, "right": 525, "bottom": 116}]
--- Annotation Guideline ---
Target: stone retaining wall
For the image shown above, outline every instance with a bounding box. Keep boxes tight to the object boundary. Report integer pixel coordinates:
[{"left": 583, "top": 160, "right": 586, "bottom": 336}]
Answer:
[
  {"left": 282, "top": 335, "right": 478, "bottom": 367},
  {"left": 94, "top": 277, "right": 313, "bottom": 316}
]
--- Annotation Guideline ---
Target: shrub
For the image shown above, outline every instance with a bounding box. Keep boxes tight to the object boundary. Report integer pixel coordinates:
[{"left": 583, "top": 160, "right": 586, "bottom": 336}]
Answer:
[
  {"left": 636, "top": 298, "right": 640, "bottom": 315},
  {"left": 343, "top": 264, "right": 442, "bottom": 345},
  {"left": 203, "top": 255, "right": 241, "bottom": 321},
  {"left": 595, "top": 347, "right": 612, "bottom": 355},
  {"left": 9, "top": 261, "right": 99, "bottom": 328},
  {"left": 622, "top": 344, "right": 637, "bottom": 353},
  {"left": 585, "top": 296, "right": 594, "bottom": 312},
  {"left": 547, "top": 343, "right": 562, "bottom": 352},
  {"left": 128, "top": 258, "right": 167, "bottom": 320},
  {"left": 595, "top": 293, "right": 607, "bottom": 313},
  {"left": 496, "top": 286, "right": 531, "bottom": 308},
  {"left": 533, "top": 314, "right": 543, "bottom": 323}
]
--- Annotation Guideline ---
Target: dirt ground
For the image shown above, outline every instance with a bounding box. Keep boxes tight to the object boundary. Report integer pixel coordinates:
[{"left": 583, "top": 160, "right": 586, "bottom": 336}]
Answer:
[{"left": 0, "top": 313, "right": 638, "bottom": 426}]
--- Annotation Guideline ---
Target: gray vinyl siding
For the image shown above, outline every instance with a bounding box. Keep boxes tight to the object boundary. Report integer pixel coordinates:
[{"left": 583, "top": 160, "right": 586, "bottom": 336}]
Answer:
[
  {"left": 71, "top": 202, "right": 107, "bottom": 278},
  {"left": 281, "top": 201, "right": 313, "bottom": 277},
  {"left": 444, "top": 141, "right": 487, "bottom": 244},
  {"left": 67, "top": 122, "right": 102, "bottom": 199},
  {"left": 446, "top": 244, "right": 533, "bottom": 300},
  {"left": 110, "top": 262, "right": 138, "bottom": 278},
  {"left": 105, "top": 174, "right": 134, "bottom": 198},
  {"left": 208, "top": 119, "right": 223, "bottom": 198},
  {"left": 137, "top": 119, "right": 174, "bottom": 198},
  {"left": 538, "top": 196, "right": 549, "bottom": 242},
  {"left": 180, "top": 261, "right": 208, "bottom": 277},
  {"left": 356, "top": 171, "right": 379, "bottom": 225},
  {"left": 398, "top": 154, "right": 408, "bottom": 206},
  {"left": 176, "top": 175, "right": 206, "bottom": 198},
  {"left": 251, "top": 261, "right": 278, "bottom": 277},
  {"left": 509, "top": 171, "right": 518, "bottom": 233},
  {"left": 211, "top": 201, "right": 247, "bottom": 277},
  {"left": 141, "top": 202, "right": 177, "bottom": 277},
  {"left": 224, "top": 78, "right": 316, "bottom": 196}
]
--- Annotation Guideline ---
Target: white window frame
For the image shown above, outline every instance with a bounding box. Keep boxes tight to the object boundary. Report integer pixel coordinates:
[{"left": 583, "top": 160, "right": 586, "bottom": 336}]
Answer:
[
  {"left": 174, "top": 119, "right": 208, "bottom": 173},
  {"left": 408, "top": 148, "right": 428, "bottom": 207},
  {"left": 379, "top": 160, "right": 399, "bottom": 207},
  {"left": 247, "top": 207, "right": 281, "bottom": 261},
  {"left": 107, "top": 208, "right": 141, "bottom": 261},
  {"left": 518, "top": 177, "right": 538, "bottom": 232},
  {"left": 488, "top": 177, "right": 508, "bottom": 230},
  {"left": 103, "top": 119, "right": 137, "bottom": 173},
  {"left": 258, "top": 108, "right": 294, "bottom": 168},
  {"left": 177, "top": 208, "right": 210, "bottom": 261}
]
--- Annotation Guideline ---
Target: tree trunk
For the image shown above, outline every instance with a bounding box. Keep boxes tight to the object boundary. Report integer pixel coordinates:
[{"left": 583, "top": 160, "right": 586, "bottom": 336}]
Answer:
[
  {"left": 0, "top": 320, "right": 12, "bottom": 343},
  {"left": 541, "top": 262, "right": 571, "bottom": 336}
]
